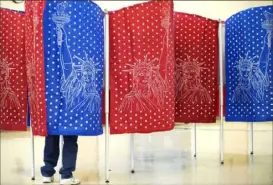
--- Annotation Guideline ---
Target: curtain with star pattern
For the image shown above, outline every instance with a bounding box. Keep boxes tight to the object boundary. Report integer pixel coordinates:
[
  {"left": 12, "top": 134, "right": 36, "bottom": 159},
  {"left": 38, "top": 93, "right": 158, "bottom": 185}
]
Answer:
[
  {"left": 25, "top": 0, "right": 48, "bottom": 136},
  {"left": 174, "top": 12, "right": 219, "bottom": 123},
  {"left": 109, "top": 0, "right": 175, "bottom": 134},
  {"left": 225, "top": 5, "right": 273, "bottom": 122},
  {"left": 42, "top": 0, "right": 104, "bottom": 135},
  {"left": 0, "top": 8, "right": 28, "bottom": 131}
]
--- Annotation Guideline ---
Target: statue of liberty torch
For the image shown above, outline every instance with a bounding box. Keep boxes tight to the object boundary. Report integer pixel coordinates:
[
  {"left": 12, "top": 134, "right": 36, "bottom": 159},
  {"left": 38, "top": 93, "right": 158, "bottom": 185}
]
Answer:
[
  {"left": 262, "top": 11, "right": 273, "bottom": 48},
  {"left": 52, "top": 2, "right": 71, "bottom": 77},
  {"left": 52, "top": 2, "right": 81, "bottom": 110},
  {"left": 252, "top": 11, "right": 273, "bottom": 101}
]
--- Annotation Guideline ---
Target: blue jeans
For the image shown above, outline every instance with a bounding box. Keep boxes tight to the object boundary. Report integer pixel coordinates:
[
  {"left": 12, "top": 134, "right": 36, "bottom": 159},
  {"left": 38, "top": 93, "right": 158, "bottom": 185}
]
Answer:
[{"left": 41, "top": 135, "right": 78, "bottom": 179}]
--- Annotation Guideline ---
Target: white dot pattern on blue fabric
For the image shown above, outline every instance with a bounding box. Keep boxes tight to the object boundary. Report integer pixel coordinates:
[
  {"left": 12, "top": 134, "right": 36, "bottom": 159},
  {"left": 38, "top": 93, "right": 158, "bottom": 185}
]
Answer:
[
  {"left": 43, "top": 1, "right": 104, "bottom": 135},
  {"left": 225, "top": 5, "right": 273, "bottom": 122}
]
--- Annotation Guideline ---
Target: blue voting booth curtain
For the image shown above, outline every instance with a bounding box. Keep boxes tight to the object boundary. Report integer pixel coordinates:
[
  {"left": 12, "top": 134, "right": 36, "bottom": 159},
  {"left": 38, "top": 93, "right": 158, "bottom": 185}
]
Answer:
[
  {"left": 225, "top": 6, "right": 273, "bottom": 122},
  {"left": 43, "top": 1, "right": 104, "bottom": 135},
  {"left": 27, "top": 102, "right": 30, "bottom": 127}
]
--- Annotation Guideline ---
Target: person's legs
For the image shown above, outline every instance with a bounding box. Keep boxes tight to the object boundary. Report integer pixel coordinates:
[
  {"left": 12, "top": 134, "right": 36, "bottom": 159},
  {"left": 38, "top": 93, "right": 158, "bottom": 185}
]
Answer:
[
  {"left": 41, "top": 135, "right": 60, "bottom": 177},
  {"left": 59, "top": 135, "right": 78, "bottom": 179}
]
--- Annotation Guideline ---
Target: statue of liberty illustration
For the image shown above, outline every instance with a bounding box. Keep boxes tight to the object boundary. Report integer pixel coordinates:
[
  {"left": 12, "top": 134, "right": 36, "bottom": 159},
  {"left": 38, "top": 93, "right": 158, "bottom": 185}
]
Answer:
[
  {"left": 232, "top": 53, "right": 259, "bottom": 103},
  {"left": 118, "top": 6, "right": 170, "bottom": 112},
  {"left": 175, "top": 55, "right": 212, "bottom": 104},
  {"left": 232, "top": 11, "right": 272, "bottom": 103},
  {"left": 160, "top": 6, "right": 171, "bottom": 80},
  {"left": 119, "top": 54, "right": 168, "bottom": 112},
  {"left": 0, "top": 57, "right": 21, "bottom": 109},
  {"left": 262, "top": 11, "right": 273, "bottom": 48},
  {"left": 52, "top": 2, "right": 101, "bottom": 112},
  {"left": 253, "top": 10, "right": 273, "bottom": 101},
  {"left": 26, "top": 5, "right": 39, "bottom": 112},
  {"left": 26, "top": 57, "right": 38, "bottom": 112}
]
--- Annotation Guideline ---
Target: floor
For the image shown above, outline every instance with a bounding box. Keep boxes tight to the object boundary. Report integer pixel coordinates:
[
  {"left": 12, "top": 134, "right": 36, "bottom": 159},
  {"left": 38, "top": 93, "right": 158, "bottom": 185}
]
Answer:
[{"left": 1, "top": 121, "right": 272, "bottom": 185}]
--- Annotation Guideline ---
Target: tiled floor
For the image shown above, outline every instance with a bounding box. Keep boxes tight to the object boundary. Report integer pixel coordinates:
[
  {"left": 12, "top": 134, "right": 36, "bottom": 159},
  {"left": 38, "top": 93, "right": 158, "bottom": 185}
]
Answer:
[{"left": 1, "top": 121, "right": 272, "bottom": 185}]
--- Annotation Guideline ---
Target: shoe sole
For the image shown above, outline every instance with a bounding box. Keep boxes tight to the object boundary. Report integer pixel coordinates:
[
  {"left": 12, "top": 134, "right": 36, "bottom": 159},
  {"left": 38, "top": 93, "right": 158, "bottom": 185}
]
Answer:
[{"left": 60, "top": 182, "right": 81, "bottom": 185}]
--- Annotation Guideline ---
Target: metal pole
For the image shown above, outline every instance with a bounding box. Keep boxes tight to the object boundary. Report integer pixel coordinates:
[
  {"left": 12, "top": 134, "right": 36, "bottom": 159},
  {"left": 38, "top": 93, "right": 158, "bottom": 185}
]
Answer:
[
  {"left": 130, "top": 134, "right": 135, "bottom": 173},
  {"left": 249, "top": 122, "right": 254, "bottom": 155},
  {"left": 104, "top": 9, "right": 110, "bottom": 183},
  {"left": 30, "top": 121, "right": 35, "bottom": 180},
  {"left": 59, "top": 135, "right": 64, "bottom": 180},
  {"left": 30, "top": 4, "right": 38, "bottom": 181},
  {"left": 218, "top": 19, "right": 224, "bottom": 165},
  {"left": 193, "top": 123, "right": 197, "bottom": 158}
]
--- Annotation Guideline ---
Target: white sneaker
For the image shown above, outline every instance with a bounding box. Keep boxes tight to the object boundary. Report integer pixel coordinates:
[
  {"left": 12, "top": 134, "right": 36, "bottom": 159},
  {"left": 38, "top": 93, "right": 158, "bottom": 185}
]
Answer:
[
  {"left": 60, "top": 177, "right": 81, "bottom": 185},
  {"left": 42, "top": 176, "right": 54, "bottom": 183}
]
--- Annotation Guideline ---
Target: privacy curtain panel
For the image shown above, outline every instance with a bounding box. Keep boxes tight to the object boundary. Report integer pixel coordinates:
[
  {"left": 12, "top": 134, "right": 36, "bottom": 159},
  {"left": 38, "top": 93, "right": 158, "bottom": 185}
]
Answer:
[
  {"left": 225, "top": 5, "right": 273, "bottom": 122},
  {"left": 109, "top": 1, "right": 175, "bottom": 134},
  {"left": 174, "top": 12, "right": 219, "bottom": 123},
  {"left": 0, "top": 8, "right": 28, "bottom": 131},
  {"left": 25, "top": 0, "right": 48, "bottom": 136},
  {"left": 43, "top": 1, "right": 104, "bottom": 135}
]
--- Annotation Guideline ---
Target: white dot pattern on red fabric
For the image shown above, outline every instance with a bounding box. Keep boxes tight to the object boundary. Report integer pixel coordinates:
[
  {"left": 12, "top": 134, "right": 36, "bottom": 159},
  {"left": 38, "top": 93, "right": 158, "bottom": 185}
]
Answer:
[
  {"left": 0, "top": 8, "right": 28, "bottom": 131},
  {"left": 174, "top": 12, "right": 219, "bottom": 123},
  {"left": 109, "top": 1, "right": 175, "bottom": 134},
  {"left": 25, "top": 1, "right": 47, "bottom": 136}
]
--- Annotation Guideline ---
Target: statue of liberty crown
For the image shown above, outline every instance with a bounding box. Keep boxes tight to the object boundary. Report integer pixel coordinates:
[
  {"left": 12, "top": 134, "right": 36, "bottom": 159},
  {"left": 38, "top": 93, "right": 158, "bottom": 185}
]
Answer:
[
  {"left": 124, "top": 54, "right": 159, "bottom": 74},
  {"left": 235, "top": 52, "right": 258, "bottom": 69},
  {"left": 0, "top": 57, "right": 14, "bottom": 80},
  {"left": 72, "top": 51, "right": 101, "bottom": 73},
  {"left": 176, "top": 55, "right": 206, "bottom": 71},
  {"left": 0, "top": 57, "right": 14, "bottom": 71}
]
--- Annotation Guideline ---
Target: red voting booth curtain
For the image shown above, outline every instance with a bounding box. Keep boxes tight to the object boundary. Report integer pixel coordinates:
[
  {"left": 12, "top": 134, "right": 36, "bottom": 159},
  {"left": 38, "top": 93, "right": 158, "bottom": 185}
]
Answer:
[
  {"left": 0, "top": 8, "right": 28, "bottom": 131},
  {"left": 109, "top": 1, "right": 175, "bottom": 134},
  {"left": 174, "top": 12, "right": 219, "bottom": 123},
  {"left": 25, "top": 1, "right": 47, "bottom": 136}
]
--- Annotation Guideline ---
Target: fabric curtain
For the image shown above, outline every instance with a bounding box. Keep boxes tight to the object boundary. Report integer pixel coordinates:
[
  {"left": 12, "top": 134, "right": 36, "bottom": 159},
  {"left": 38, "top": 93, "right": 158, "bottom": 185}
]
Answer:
[
  {"left": 174, "top": 12, "right": 219, "bottom": 123},
  {"left": 225, "top": 5, "right": 273, "bottom": 122},
  {"left": 43, "top": 1, "right": 104, "bottom": 135},
  {"left": 0, "top": 8, "right": 28, "bottom": 131},
  {"left": 109, "top": 0, "right": 175, "bottom": 134},
  {"left": 25, "top": 0, "right": 48, "bottom": 136}
]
